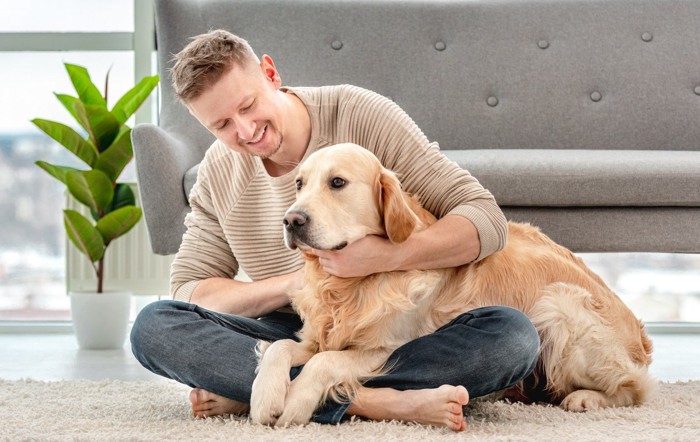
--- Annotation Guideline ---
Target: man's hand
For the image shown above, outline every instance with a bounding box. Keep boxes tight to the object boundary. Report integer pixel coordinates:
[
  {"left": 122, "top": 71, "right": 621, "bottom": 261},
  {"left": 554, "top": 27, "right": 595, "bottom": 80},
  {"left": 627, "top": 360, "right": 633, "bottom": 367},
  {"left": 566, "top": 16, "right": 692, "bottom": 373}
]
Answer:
[
  {"left": 307, "top": 216, "right": 480, "bottom": 279},
  {"left": 311, "top": 235, "right": 400, "bottom": 278}
]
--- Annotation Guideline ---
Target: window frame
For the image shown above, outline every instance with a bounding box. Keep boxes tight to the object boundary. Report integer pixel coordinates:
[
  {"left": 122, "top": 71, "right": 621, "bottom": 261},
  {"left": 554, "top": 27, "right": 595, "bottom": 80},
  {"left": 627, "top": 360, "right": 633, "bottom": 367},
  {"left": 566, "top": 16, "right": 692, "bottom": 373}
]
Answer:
[
  {"left": 0, "top": 0, "right": 157, "bottom": 331},
  {"left": 0, "top": 0, "right": 155, "bottom": 125}
]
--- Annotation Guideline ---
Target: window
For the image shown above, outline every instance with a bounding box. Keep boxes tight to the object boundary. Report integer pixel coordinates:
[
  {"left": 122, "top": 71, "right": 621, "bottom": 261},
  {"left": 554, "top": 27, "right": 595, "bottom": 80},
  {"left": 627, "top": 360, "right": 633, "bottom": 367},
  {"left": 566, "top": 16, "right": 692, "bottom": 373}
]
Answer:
[
  {"left": 0, "top": 0, "right": 133, "bottom": 32},
  {"left": 0, "top": 0, "right": 156, "bottom": 321},
  {"left": 580, "top": 253, "right": 700, "bottom": 322}
]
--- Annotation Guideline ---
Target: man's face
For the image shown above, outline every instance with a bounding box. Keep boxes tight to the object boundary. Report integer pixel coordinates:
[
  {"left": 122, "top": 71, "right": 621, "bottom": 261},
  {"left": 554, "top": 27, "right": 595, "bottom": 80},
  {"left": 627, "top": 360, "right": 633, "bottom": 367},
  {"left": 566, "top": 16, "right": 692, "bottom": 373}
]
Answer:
[{"left": 187, "top": 58, "right": 284, "bottom": 159}]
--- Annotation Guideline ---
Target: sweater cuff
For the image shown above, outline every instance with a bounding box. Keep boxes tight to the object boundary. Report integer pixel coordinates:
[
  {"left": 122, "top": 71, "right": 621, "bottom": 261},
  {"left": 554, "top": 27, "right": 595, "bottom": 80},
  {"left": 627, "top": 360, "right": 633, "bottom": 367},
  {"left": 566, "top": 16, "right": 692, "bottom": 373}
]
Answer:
[
  {"left": 172, "top": 280, "right": 202, "bottom": 302},
  {"left": 447, "top": 205, "right": 507, "bottom": 262}
]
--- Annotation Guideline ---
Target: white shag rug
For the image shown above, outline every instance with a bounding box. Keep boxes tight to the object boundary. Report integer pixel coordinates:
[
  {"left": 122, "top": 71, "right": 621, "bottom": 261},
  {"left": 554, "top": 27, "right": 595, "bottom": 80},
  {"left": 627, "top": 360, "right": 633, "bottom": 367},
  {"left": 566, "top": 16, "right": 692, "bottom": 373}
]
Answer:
[{"left": 1, "top": 379, "right": 699, "bottom": 441}]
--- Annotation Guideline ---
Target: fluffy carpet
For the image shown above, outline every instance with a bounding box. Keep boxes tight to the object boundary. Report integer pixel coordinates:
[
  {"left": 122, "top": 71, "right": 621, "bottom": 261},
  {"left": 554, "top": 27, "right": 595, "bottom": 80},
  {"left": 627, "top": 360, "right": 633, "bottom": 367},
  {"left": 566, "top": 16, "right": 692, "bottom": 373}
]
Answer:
[{"left": 1, "top": 379, "right": 698, "bottom": 441}]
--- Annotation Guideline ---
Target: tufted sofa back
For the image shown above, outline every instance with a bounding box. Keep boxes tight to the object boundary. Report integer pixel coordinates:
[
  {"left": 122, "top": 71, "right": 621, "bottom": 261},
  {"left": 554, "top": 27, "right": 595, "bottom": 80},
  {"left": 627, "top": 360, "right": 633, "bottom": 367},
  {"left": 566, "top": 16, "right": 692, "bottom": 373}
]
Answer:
[
  {"left": 155, "top": 0, "right": 700, "bottom": 156},
  {"left": 136, "top": 0, "right": 700, "bottom": 255}
]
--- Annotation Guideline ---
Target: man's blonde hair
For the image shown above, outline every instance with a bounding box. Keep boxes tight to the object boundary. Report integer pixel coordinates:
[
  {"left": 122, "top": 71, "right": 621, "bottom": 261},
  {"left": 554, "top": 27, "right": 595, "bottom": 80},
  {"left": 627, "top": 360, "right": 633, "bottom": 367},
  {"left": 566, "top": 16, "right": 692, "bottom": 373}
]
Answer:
[{"left": 170, "top": 29, "right": 258, "bottom": 103}]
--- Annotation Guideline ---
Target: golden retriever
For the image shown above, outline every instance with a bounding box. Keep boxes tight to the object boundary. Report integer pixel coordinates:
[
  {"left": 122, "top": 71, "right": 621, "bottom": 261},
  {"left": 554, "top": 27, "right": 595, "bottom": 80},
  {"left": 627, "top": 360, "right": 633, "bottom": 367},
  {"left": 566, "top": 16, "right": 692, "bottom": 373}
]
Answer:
[{"left": 250, "top": 143, "right": 656, "bottom": 427}]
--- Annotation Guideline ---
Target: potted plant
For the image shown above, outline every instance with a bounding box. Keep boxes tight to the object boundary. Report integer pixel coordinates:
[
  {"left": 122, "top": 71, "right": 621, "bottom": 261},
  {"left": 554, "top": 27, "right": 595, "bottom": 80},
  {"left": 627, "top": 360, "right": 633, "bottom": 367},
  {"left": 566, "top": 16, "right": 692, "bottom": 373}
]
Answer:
[{"left": 32, "top": 63, "right": 159, "bottom": 349}]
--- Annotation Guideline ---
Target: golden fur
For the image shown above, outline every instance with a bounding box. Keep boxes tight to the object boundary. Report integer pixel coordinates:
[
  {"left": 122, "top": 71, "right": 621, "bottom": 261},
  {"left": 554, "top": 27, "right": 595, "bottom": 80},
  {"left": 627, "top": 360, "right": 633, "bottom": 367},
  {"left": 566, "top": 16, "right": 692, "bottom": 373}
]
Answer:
[{"left": 250, "top": 143, "right": 656, "bottom": 427}]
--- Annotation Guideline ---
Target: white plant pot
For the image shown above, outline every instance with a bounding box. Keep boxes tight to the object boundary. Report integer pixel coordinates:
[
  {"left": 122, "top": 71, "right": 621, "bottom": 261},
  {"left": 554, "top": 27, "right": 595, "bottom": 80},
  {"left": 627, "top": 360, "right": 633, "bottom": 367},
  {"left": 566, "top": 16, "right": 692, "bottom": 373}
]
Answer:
[{"left": 70, "top": 291, "right": 132, "bottom": 350}]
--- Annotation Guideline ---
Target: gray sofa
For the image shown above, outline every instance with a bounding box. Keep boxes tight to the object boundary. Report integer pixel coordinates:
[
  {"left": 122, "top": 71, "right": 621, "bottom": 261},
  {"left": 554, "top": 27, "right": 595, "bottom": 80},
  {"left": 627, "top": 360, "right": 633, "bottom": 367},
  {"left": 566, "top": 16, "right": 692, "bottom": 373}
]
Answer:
[{"left": 133, "top": 0, "right": 700, "bottom": 256}]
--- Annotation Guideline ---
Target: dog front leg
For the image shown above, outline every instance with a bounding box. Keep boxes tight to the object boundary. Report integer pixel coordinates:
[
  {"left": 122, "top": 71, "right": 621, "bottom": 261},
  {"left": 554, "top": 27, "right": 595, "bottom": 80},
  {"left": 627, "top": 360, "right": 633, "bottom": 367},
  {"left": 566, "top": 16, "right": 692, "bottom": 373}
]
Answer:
[
  {"left": 276, "top": 349, "right": 388, "bottom": 427},
  {"left": 250, "top": 339, "right": 315, "bottom": 425}
]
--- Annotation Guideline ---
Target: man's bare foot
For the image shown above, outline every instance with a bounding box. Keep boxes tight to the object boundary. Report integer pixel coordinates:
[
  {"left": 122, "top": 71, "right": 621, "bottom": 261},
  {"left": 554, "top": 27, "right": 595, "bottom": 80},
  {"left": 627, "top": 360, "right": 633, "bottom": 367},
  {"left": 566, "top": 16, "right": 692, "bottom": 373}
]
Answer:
[
  {"left": 347, "top": 384, "right": 469, "bottom": 431},
  {"left": 189, "top": 388, "right": 250, "bottom": 418}
]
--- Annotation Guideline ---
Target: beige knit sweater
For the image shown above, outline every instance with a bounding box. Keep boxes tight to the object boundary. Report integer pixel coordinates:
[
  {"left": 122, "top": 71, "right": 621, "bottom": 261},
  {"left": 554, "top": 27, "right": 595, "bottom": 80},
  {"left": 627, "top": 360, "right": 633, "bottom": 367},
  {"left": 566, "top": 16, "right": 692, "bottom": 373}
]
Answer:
[{"left": 171, "top": 85, "right": 507, "bottom": 301}]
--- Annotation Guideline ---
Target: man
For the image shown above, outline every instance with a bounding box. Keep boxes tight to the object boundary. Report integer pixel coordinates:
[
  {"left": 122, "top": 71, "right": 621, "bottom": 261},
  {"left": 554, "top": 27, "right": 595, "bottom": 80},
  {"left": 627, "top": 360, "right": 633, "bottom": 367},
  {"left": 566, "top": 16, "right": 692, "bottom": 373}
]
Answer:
[{"left": 130, "top": 29, "right": 539, "bottom": 432}]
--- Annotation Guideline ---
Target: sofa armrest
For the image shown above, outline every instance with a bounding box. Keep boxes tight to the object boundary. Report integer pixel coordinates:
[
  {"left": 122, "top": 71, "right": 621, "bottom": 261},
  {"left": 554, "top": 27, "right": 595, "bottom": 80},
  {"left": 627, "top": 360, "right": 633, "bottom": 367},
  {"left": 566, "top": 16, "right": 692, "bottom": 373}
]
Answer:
[{"left": 132, "top": 123, "right": 204, "bottom": 255}]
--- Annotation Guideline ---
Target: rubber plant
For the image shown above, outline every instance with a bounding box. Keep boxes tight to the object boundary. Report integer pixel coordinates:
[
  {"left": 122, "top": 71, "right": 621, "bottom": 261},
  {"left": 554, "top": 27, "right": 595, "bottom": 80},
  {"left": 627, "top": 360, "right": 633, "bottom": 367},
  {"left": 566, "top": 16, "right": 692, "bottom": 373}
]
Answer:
[{"left": 32, "top": 63, "right": 159, "bottom": 293}]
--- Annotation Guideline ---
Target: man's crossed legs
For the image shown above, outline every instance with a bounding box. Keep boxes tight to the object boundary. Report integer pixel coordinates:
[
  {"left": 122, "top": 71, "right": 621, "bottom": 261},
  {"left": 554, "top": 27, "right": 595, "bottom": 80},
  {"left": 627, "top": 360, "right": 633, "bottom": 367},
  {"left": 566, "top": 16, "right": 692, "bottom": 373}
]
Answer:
[{"left": 130, "top": 301, "right": 539, "bottom": 431}]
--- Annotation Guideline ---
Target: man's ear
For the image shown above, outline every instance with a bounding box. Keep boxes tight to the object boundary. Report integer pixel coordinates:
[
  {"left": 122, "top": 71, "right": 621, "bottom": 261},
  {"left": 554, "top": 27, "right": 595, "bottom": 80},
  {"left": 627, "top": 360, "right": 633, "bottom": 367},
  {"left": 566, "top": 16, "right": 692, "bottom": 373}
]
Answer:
[
  {"left": 379, "top": 169, "right": 418, "bottom": 244},
  {"left": 260, "top": 54, "right": 281, "bottom": 87}
]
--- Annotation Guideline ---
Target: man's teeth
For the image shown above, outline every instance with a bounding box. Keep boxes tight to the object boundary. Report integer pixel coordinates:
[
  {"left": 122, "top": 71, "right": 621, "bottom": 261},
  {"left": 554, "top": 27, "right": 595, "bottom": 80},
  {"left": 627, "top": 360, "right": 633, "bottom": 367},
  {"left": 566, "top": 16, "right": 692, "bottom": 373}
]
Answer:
[{"left": 248, "top": 126, "right": 266, "bottom": 144}]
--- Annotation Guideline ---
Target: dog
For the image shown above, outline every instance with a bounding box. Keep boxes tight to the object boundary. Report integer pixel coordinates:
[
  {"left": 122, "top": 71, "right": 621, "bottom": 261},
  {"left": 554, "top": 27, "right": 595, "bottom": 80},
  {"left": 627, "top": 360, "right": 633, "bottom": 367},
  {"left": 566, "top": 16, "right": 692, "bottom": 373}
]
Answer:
[{"left": 250, "top": 142, "right": 656, "bottom": 427}]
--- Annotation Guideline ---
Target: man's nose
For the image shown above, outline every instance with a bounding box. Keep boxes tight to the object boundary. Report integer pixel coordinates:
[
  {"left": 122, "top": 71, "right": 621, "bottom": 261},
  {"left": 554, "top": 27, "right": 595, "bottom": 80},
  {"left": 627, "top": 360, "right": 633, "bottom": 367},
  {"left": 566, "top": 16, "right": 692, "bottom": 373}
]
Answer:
[{"left": 235, "top": 115, "right": 256, "bottom": 142}]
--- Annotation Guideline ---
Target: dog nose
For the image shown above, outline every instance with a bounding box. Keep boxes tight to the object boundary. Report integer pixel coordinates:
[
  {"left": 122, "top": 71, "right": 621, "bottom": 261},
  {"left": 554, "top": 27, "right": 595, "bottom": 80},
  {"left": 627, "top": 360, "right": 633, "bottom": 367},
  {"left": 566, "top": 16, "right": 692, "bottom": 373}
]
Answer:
[{"left": 284, "top": 210, "right": 308, "bottom": 231}]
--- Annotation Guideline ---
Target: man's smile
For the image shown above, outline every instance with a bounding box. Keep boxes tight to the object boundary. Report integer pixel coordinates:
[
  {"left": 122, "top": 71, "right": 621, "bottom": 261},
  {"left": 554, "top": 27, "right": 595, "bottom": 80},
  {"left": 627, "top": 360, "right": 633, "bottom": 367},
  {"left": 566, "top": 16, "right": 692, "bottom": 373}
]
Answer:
[{"left": 242, "top": 124, "right": 267, "bottom": 146}]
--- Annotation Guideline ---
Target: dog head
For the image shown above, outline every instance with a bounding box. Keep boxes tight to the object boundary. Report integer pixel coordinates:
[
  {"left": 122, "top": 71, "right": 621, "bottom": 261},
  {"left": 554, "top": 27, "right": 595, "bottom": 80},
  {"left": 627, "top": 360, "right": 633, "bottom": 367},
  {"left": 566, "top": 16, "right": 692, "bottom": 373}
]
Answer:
[{"left": 283, "top": 143, "right": 422, "bottom": 251}]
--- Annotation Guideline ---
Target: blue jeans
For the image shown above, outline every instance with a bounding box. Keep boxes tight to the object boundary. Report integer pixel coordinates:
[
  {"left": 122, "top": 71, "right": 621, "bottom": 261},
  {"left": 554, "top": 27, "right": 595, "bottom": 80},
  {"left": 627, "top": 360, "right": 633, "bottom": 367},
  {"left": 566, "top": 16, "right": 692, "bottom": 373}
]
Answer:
[{"left": 130, "top": 300, "right": 539, "bottom": 424}]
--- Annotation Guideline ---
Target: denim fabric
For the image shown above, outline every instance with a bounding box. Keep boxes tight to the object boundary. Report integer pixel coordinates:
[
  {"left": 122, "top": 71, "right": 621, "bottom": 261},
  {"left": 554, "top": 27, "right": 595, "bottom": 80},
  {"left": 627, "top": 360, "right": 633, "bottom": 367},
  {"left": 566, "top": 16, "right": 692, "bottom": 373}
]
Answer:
[{"left": 131, "top": 300, "right": 539, "bottom": 424}]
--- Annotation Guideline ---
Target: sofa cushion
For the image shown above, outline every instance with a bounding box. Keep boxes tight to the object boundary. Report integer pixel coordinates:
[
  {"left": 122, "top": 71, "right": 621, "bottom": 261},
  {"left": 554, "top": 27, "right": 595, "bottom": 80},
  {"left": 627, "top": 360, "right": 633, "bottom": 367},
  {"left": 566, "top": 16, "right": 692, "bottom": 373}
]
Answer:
[
  {"left": 183, "top": 165, "right": 199, "bottom": 202},
  {"left": 184, "top": 150, "right": 700, "bottom": 208},
  {"left": 444, "top": 150, "right": 700, "bottom": 207}
]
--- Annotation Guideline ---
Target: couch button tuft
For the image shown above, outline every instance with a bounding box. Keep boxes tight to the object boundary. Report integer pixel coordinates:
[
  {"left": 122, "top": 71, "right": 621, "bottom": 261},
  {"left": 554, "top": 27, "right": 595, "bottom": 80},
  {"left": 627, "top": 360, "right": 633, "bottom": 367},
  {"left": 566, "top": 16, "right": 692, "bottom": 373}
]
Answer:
[
  {"left": 590, "top": 91, "right": 602, "bottom": 102},
  {"left": 538, "top": 40, "right": 550, "bottom": 49},
  {"left": 694, "top": 86, "right": 700, "bottom": 96},
  {"left": 331, "top": 40, "right": 343, "bottom": 50},
  {"left": 641, "top": 32, "right": 653, "bottom": 42},
  {"left": 487, "top": 96, "right": 499, "bottom": 107},
  {"left": 434, "top": 41, "right": 446, "bottom": 51}
]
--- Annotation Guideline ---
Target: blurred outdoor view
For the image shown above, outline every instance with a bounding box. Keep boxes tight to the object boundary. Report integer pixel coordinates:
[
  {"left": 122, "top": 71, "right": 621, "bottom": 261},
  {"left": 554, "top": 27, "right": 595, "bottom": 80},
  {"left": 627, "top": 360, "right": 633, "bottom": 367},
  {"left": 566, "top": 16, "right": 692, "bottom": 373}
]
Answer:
[{"left": 0, "top": 49, "right": 139, "bottom": 321}]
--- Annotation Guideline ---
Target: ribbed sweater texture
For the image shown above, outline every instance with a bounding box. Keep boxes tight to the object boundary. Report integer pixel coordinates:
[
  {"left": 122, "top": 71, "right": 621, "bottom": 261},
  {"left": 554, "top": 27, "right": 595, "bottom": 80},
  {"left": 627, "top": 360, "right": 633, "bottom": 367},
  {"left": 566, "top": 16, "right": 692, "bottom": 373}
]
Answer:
[{"left": 171, "top": 85, "right": 507, "bottom": 300}]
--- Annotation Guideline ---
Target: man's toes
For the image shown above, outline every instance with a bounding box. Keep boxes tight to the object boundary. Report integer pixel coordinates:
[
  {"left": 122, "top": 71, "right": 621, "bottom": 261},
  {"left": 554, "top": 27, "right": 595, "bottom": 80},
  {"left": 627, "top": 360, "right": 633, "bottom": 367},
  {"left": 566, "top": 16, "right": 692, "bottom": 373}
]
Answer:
[
  {"left": 190, "top": 388, "right": 203, "bottom": 405},
  {"left": 453, "top": 385, "right": 469, "bottom": 405},
  {"left": 190, "top": 388, "right": 213, "bottom": 406},
  {"left": 192, "top": 405, "right": 211, "bottom": 418},
  {"left": 445, "top": 414, "right": 465, "bottom": 431},
  {"left": 190, "top": 391, "right": 207, "bottom": 415}
]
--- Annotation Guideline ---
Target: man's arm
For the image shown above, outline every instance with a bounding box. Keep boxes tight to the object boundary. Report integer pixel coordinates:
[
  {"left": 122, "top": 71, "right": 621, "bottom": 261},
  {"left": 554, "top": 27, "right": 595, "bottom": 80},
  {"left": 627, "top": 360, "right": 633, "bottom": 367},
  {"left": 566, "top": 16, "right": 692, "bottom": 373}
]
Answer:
[
  {"left": 171, "top": 150, "right": 303, "bottom": 317},
  {"left": 173, "top": 177, "right": 304, "bottom": 316},
  {"left": 336, "top": 86, "right": 507, "bottom": 262},
  {"left": 190, "top": 269, "right": 304, "bottom": 316},
  {"left": 313, "top": 215, "right": 478, "bottom": 278}
]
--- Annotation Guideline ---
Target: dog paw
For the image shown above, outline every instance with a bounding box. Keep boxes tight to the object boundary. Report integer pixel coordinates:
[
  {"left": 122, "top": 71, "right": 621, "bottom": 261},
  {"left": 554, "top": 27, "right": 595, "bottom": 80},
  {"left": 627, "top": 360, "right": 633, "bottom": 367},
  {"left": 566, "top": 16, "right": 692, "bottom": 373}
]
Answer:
[
  {"left": 274, "top": 404, "right": 315, "bottom": 428},
  {"left": 249, "top": 374, "right": 289, "bottom": 425},
  {"left": 274, "top": 386, "right": 318, "bottom": 427},
  {"left": 561, "top": 389, "right": 609, "bottom": 412}
]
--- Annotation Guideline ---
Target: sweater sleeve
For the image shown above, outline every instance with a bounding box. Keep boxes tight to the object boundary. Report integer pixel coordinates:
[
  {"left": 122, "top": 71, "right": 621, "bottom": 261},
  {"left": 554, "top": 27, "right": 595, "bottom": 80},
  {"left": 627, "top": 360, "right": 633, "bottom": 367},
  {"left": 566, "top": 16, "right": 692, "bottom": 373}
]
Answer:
[
  {"left": 169, "top": 153, "right": 239, "bottom": 301},
  {"left": 335, "top": 86, "right": 507, "bottom": 261}
]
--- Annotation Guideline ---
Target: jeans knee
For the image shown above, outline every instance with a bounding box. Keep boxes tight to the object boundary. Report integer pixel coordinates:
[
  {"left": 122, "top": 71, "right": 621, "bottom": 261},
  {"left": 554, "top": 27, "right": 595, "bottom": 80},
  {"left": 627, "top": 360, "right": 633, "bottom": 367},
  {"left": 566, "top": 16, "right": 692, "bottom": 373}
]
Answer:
[
  {"left": 496, "top": 306, "right": 540, "bottom": 375},
  {"left": 130, "top": 300, "right": 181, "bottom": 361}
]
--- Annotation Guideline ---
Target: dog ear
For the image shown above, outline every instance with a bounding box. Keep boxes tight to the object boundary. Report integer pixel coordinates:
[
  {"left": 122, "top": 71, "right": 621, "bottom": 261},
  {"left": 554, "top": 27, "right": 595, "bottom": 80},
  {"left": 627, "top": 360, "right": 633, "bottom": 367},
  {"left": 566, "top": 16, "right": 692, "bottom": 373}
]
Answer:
[{"left": 379, "top": 169, "right": 418, "bottom": 244}]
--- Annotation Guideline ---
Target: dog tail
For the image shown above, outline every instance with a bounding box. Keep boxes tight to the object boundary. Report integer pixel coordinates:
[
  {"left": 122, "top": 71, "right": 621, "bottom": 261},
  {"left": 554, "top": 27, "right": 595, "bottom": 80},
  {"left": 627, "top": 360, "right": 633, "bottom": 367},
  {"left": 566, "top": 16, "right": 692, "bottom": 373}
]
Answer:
[{"left": 529, "top": 283, "right": 657, "bottom": 407}]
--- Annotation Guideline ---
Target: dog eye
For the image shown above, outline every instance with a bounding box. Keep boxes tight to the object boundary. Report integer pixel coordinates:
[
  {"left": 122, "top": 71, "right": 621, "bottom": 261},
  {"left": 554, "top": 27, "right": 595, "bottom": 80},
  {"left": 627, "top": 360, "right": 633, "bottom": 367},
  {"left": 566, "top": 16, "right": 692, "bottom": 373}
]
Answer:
[
  {"left": 295, "top": 179, "right": 303, "bottom": 190},
  {"left": 330, "top": 177, "right": 346, "bottom": 189}
]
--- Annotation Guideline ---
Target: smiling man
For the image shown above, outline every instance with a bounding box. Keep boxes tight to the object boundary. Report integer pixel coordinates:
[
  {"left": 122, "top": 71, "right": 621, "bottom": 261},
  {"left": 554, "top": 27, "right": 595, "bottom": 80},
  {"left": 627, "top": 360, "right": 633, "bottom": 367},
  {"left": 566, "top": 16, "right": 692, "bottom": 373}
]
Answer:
[{"left": 130, "top": 29, "right": 539, "bottom": 431}]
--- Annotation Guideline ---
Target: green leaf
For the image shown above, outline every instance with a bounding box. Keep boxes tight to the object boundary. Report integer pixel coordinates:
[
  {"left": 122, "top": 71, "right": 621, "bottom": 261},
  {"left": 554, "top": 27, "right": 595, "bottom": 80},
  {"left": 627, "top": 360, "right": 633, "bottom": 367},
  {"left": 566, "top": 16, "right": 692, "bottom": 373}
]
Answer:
[
  {"left": 35, "top": 160, "right": 81, "bottom": 185},
  {"left": 31, "top": 118, "right": 97, "bottom": 167},
  {"left": 96, "top": 183, "right": 136, "bottom": 219},
  {"left": 64, "top": 209, "right": 105, "bottom": 263},
  {"left": 96, "top": 206, "right": 142, "bottom": 246},
  {"left": 65, "top": 169, "right": 114, "bottom": 215},
  {"left": 106, "top": 183, "right": 136, "bottom": 213},
  {"left": 71, "top": 101, "right": 121, "bottom": 152},
  {"left": 111, "top": 74, "right": 159, "bottom": 124},
  {"left": 104, "top": 65, "right": 112, "bottom": 104},
  {"left": 95, "top": 127, "right": 132, "bottom": 181},
  {"left": 65, "top": 63, "right": 106, "bottom": 107},
  {"left": 54, "top": 93, "right": 82, "bottom": 128}
]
